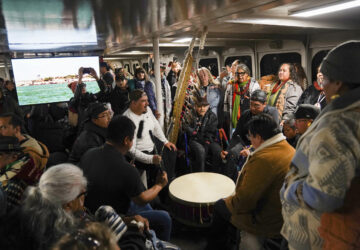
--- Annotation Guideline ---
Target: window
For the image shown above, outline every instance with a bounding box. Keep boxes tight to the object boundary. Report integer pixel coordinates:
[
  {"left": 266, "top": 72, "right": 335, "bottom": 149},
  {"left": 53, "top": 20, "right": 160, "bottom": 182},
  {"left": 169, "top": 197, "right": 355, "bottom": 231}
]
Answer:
[
  {"left": 311, "top": 50, "right": 329, "bottom": 82},
  {"left": 124, "top": 64, "right": 130, "bottom": 74},
  {"left": 133, "top": 63, "right": 139, "bottom": 74},
  {"left": 142, "top": 63, "right": 149, "bottom": 72},
  {"left": 225, "top": 56, "right": 252, "bottom": 75},
  {"left": 260, "top": 53, "right": 301, "bottom": 76},
  {"left": 199, "top": 58, "right": 219, "bottom": 77}
]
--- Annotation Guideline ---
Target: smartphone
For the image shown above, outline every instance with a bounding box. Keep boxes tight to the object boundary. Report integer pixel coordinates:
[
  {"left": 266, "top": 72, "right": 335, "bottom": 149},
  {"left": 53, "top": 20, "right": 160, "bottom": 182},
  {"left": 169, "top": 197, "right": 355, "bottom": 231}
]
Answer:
[{"left": 83, "top": 67, "right": 91, "bottom": 74}]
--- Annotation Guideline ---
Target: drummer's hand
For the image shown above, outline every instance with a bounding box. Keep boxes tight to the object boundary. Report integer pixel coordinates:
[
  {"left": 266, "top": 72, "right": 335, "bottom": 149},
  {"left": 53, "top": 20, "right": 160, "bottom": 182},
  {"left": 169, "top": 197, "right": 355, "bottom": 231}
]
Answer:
[
  {"left": 239, "top": 148, "right": 250, "bottom": 157},
  {"left": 156, "top": 171, "right": 168, "bottom": 187},
  {"left": 133, "top": 215, "right": 150, "bottom": 232},
  {"left": 220, "top": 150, "right": 228, "bottom": 160},
  {"left": 164, "top": 142, "right": 177, "bottom": 151},
  {"left": 152, "top": 155, "right": 162, "bottom": 165}
]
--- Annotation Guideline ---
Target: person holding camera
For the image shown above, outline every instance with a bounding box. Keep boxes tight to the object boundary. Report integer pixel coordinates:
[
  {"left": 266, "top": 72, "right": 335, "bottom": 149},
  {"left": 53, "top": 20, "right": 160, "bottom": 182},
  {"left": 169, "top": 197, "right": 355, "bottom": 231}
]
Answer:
[{"left": 68, "top": 67, "right": 110, "bottom": 131}]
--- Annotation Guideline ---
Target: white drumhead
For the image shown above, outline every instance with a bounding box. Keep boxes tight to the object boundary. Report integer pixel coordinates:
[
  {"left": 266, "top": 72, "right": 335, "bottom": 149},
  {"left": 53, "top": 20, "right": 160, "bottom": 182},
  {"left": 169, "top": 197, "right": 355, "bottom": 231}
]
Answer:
[{"left": 169, "top": 172, "right": 235, "bottom": 204}]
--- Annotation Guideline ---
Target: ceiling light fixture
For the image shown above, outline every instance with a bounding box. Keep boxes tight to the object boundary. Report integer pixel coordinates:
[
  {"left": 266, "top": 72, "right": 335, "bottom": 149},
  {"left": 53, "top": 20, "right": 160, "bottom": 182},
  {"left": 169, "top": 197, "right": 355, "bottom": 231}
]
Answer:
[
  {"left": 290, "top": 0, "right": 360, "bottom": 17},
  {"left": 225, "top": 19, "right": 299, "bottom": 27},
  {"left": 173, "top": 37, "right": 192, "bottom": 43}
]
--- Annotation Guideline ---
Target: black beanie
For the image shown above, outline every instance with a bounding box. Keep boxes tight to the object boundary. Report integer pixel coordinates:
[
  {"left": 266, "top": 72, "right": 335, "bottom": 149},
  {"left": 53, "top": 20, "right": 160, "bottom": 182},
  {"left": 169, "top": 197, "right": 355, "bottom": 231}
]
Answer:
[
  {"left": 87, "top": 102, "right": 108, "bottom": 119},
  {"left": 294, "top": 104, "right": 320, "bottom": 120},
  {"left": 320, "top": 40, "right": 360, "bottom": 84}
]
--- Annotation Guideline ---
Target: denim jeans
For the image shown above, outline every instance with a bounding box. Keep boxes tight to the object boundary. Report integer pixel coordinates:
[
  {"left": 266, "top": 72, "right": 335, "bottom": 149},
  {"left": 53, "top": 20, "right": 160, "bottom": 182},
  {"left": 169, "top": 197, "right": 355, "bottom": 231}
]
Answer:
[{"left": 127, "top": 202, "right": 172, "bottom": 241}]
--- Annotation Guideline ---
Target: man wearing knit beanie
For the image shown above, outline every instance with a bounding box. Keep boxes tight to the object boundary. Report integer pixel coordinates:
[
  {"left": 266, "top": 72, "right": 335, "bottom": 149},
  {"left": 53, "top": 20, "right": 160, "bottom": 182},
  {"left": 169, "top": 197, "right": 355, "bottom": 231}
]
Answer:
[
  {"left": 320, "top": 40, "right": 360, "bottom": 103},
  {"left": 281, "top": 40, "right": 360, "bottom": 250},
  {"left": 68, "top": 102, "right": 111, "bottom": 164}
]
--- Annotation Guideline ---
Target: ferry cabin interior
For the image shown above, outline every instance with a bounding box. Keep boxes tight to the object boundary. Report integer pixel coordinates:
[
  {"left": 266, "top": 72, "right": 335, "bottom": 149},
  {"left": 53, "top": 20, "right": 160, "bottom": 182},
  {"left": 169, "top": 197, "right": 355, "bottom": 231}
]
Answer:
[
  {"left": 0, "top": 0, "right": 360, "bottom": 87},
  {"left": 0, "top": 1, "right": 360, "bottom": 249}
]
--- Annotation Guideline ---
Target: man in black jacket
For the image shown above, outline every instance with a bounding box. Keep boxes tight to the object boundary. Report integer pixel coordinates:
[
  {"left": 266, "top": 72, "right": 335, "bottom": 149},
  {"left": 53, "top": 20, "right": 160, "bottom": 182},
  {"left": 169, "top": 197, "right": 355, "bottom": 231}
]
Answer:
[
  {"left": 219, "top": 90, "right": 279, "bottom": 181},
  {"left": 108, "top": 74, "right": 129, "bottom": 115},
  {"left": 68, "top": 102, "right": 110, "bottom": 164}
]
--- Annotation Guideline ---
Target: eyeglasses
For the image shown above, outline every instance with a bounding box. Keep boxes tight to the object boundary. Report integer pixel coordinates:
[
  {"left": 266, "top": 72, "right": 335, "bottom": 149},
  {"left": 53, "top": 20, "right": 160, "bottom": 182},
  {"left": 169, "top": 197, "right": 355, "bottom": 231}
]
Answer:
[
  {"left": 76, "top": 191, "right": 88, "bottom": 199},
  {"left": 295, "top": 119, "right": 309, "bottom": 123},
  {"left": 235, "top": 72, "right": 246, "bottom": 76},
  {"left": 246, "top": 134, "right": 252, "bottom": 140},
  {"left": 250, "top": 102, "right": 262, "bottom": 109},
  {"left": 72, "top": 230, "right": 101, "bottom": 249}
]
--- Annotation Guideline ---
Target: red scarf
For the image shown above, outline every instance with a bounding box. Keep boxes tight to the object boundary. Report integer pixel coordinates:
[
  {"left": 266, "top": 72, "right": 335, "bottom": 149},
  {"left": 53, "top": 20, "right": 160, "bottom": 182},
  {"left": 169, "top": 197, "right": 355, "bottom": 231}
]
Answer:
[
  {"left": 232, "top": 79, "right": 250, "bottom": 107},
  {"left": 271, "top": 80, "right": 288, "bottom": 94},
  {"left": 313, "top": 81, "right": 323, "bottom": 91}
]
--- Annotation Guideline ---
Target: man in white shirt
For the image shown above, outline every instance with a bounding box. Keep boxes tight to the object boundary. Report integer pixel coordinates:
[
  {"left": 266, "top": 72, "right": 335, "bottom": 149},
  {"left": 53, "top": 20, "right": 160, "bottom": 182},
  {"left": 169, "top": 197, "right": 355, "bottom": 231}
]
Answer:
[{"left": 123, "top": 90, "right": 176, "bottom": 187}]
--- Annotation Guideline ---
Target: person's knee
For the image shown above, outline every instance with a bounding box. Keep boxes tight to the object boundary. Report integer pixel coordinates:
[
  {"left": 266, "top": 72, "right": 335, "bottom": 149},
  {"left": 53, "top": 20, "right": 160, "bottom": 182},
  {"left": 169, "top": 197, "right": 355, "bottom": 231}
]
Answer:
[{"left": 153, "top": 210, "right": 172, "bottom": 226}]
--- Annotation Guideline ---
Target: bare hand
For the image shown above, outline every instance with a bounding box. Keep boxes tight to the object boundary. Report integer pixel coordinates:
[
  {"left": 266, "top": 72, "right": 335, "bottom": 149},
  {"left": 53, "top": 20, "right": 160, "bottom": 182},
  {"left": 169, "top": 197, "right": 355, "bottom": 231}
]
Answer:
[
  {"left": 156, "top": 171, "right": 168, "bottom": 187},
  {"left": 133, "top": 215, "right": 150, "bottom": 232},
  {"left": 220, "top": 150, "right": 228, "bottom": 160},
  {"left": 78, "top": 67, "right": 83, "bottom": 78},
  {"left": 239, "top": 148, "right": 250, "bottom": 157},
  {"left": 89, "top": 68, "right": 99, "bottom": 80},
  {"left": 154, "top": 110, "right": 160, "bottom": 119},
  {"left": 164, "top": 142, "right": 177, "bottom": 151},
  {"left": 220, "top": 70, "right": 228, "bottom": 79},
  {"left": 152, "top": 155, "right": 162, "bottom": 165}
]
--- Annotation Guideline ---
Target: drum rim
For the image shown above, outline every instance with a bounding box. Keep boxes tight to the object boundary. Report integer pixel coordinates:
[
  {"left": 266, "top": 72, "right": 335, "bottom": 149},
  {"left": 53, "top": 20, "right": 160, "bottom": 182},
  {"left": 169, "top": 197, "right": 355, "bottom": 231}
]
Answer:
[{"left": 169, "top": 189, "right": 216, "bottom": 206}]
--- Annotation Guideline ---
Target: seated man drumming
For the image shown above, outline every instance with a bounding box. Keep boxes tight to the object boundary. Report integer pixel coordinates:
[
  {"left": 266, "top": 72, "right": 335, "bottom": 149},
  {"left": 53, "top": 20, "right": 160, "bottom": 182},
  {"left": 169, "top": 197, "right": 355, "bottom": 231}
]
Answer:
[
  {"left": 219, "top": 90, "right": 279, "bottom": 181},
  {"left": 123, "top": 89, "right": 176, "bottom": 187},
  {"left": 206, "top": 113, "right": 294, "bottom": 250},
  {"left": 80, "top": 115, "right": 172, "bottom": 241}
]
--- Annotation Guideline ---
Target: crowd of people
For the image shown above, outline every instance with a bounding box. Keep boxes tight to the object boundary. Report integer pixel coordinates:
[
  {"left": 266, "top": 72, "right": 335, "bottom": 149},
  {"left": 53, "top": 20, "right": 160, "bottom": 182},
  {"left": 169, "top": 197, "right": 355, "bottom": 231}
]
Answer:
[{"left": 0, "top": 40, "right": 359, "bottom": 250}]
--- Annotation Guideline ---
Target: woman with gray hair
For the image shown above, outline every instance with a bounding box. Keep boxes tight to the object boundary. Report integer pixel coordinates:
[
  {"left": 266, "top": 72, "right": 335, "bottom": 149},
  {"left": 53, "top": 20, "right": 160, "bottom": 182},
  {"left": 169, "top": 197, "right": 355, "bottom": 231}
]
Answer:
[
  {"left": 21, "top": 163, "right": 88, "bottom": 249},
  {"left": 0, "top": 163, "right": 156, "bottom": 250},
  {"left": 224, "top": 63, "right": 260, "bottom": 129}
]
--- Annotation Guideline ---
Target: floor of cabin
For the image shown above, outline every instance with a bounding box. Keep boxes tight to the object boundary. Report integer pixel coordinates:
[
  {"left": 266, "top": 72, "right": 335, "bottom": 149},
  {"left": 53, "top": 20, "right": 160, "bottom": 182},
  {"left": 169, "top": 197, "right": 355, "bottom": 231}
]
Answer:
[{"left": 170, "top": 219, "right": 209, "bottom": 250}]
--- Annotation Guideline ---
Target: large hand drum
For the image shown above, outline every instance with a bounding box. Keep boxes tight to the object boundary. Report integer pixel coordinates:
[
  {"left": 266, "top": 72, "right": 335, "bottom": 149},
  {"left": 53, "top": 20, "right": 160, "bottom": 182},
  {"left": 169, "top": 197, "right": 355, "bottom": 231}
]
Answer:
[{"left": 169, "top": 172, "right": 235, "bottom": 227}]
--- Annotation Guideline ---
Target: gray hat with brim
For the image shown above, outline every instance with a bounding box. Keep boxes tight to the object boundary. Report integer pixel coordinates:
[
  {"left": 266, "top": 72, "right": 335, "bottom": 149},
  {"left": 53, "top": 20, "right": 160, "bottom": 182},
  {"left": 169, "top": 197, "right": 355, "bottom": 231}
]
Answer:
[{"left": 320, "top": 40, "right": 360, "bottom": 84}]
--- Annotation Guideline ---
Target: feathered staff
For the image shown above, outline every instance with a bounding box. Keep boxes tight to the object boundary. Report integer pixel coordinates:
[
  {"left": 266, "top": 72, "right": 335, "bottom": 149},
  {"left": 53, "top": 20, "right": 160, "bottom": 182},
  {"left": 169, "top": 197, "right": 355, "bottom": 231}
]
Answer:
[
  {"left": 168, "top": 38, "right": 196, "bottom": 143},
  {"left": 168, "top": 27, "right": 208, "bottom": 144}
]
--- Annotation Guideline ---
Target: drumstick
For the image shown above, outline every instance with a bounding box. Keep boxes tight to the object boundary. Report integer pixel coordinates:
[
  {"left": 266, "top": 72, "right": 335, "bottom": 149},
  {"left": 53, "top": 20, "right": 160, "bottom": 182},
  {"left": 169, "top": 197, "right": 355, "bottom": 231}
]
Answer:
[{"left": 149, "top": 130, "right": 165, "bottom": 172}]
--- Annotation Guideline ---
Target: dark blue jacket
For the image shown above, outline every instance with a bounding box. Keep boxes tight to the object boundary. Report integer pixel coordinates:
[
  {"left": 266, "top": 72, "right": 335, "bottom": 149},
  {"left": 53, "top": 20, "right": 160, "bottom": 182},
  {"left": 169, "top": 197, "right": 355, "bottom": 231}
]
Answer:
[{"left": 128, "top": 78, "right": 157, "bottom": 113}]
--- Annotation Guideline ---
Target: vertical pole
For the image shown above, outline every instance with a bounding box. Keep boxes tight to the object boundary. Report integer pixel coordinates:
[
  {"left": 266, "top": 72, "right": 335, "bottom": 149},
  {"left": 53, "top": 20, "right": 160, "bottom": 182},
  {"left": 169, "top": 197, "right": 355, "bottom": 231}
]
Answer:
[
  {"left": 305, "top": 34, "right": 312, "bottom": 87},
  {"left": 3, "top": 55, "right": 10, "bottom": 80},
  {"left": 151, "top": 0, "right": 164, "bottom": 128}
]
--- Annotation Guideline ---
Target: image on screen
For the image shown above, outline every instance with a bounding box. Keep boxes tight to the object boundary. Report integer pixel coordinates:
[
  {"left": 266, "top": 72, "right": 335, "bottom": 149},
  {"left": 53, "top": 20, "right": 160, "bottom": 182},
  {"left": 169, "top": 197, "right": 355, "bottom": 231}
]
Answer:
[
  {"left": 3, "top": 0, "right": 98, "bottom": 51},
  {"left": 12, "top": 56, "right": 101, "bottom": 106}
]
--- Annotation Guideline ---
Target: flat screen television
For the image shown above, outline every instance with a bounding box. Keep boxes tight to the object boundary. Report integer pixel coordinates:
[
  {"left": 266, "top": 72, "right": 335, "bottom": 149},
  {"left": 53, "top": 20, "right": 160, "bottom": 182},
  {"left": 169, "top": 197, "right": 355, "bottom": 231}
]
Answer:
[
  {"left": 3, "top": 0, "right": 98, "bottom": 51},
  {"left": 11, "top": 56, "right": 101, "bottom": 106}
]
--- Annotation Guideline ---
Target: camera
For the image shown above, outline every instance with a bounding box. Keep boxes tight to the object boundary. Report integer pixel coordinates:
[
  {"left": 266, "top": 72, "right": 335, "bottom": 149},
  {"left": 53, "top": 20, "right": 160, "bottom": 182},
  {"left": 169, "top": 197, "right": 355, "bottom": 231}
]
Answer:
[{"left": 82, "top": 67, "right": 92, "bottom": 74}]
